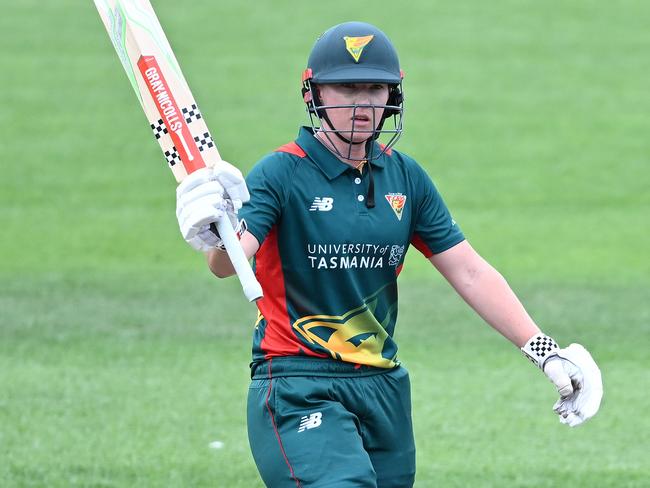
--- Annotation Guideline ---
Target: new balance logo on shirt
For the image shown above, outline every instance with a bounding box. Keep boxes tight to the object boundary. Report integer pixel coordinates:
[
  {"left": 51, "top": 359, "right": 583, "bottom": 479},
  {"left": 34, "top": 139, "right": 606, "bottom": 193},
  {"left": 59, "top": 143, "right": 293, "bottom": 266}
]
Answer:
[
  {"left": 309, "top": 197, "right": 333, "bottom": 212},
  {"left": 298, "top": 412, "right": 323, "bottom": 432}
]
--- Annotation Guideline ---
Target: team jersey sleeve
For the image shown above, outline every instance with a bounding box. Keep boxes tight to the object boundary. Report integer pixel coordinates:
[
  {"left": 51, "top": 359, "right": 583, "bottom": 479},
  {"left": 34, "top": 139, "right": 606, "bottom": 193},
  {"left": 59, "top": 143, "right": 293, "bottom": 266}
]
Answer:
[
  {"left": 410, "top": 163, "right": 465, "bottom": 257},
  {"left": 238, "top": 152, "right": 295, "bottom": 246}
]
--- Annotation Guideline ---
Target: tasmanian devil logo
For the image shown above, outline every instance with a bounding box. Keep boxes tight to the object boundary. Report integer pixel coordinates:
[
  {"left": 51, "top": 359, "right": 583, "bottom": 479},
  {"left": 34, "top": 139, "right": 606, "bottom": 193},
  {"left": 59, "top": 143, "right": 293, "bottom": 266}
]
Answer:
[
  {"left": 343, "top": 35, "right": 374, "bottom": 62},
  {"left": 385, "top": 193, "right": 407, "bottom": 220},
  {"left": 294, "top": 310, "right": 393, "bottom": 368},
  {"left": 388, "top": 245, "right": 405, "bottom": 267}
]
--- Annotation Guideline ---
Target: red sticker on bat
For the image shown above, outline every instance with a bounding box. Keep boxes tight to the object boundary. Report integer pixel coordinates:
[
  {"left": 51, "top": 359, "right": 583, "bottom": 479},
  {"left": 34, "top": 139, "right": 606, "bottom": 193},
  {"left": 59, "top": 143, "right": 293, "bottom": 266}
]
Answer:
[{"left": 137, "top": 55, "right": 205, "bottom": 174}]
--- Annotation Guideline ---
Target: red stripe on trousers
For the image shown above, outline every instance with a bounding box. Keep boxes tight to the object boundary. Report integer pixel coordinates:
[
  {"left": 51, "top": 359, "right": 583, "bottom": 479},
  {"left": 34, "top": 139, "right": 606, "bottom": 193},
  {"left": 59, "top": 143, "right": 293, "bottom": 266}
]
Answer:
[{"left": 264, "top": 359, "right": 302, "bottom": 488}]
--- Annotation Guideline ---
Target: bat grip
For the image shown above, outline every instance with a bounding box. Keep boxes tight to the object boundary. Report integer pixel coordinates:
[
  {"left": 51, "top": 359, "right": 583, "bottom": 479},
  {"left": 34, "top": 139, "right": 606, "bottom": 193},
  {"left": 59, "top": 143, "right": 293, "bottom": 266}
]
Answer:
[{"left": 211, "top": 218, "right": 263, "bottom": 302}]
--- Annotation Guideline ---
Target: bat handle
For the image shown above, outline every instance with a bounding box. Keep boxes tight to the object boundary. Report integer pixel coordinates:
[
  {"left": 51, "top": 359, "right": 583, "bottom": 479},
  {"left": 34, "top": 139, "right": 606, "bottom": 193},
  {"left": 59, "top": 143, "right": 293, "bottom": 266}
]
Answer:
[{"left": 212, "top": 218, "right": 263, "bottom": 302}]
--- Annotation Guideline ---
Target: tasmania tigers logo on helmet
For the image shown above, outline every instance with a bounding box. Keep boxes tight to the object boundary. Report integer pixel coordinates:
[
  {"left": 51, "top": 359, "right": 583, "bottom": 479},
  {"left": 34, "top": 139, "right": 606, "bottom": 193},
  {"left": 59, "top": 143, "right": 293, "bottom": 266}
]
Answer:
[{"left": 343, "top": 35, "right": 375, "bottom": 62}]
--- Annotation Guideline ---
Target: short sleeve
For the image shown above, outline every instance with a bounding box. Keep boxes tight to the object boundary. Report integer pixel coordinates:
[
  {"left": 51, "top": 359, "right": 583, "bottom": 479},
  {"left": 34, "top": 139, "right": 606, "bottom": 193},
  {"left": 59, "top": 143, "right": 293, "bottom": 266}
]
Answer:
[
  {"left": 238, "top": 153, "right": 296, "bottom": 246},
  {"left": 410, "top": 165, "right": 464, "bottom": 257}
]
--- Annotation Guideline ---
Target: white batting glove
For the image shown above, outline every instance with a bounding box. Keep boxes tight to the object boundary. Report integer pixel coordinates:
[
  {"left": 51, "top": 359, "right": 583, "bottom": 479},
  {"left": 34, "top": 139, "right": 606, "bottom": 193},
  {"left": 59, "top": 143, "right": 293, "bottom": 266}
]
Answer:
[
  {"left": 211, "top": 159, "right": 250, "bottom": 210},
  {"left": 175, "top": 161, "right": 249, "bottom": 252},
  {"left": 521, "top": 333, "right": 603, "bottom": 427}
]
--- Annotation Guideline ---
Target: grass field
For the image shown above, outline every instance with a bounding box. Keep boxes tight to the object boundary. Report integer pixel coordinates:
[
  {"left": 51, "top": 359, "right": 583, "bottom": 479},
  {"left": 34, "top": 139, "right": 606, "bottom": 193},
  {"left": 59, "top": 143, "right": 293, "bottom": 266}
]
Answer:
[{"left": 1, "top": 1, "right": 649, "bottom": 486}]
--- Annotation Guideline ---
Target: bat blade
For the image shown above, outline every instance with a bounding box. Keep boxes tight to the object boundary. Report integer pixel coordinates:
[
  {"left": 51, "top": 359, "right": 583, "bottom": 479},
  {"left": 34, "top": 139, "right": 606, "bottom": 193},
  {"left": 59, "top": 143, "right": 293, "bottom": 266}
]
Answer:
[
  {"left": 94, "top": 0, "right": 220, "bottom": 181},
  {"left": 94, "top": 0, "right": 262, "bottom": 302}
]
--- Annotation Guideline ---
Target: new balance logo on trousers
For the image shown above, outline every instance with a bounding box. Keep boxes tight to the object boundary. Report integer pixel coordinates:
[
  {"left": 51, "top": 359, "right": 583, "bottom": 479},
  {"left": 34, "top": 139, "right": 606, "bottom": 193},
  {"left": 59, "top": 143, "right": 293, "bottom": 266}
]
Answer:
[{"left": 298, "top": 412, "right": 322, "bottom": 432}]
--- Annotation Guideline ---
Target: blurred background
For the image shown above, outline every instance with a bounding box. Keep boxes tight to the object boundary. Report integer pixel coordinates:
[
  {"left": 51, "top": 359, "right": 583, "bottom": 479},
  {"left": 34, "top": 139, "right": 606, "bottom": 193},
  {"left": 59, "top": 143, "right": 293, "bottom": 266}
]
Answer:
[{"left": 1, "top": 0, "right": 648, "bottom": 486}]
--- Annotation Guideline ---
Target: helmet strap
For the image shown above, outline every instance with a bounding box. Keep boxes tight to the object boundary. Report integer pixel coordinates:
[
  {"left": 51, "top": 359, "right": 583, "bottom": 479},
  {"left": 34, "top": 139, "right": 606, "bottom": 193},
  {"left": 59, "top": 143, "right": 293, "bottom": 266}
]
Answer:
[{"left": 364, "top": 139, "right": 376, "bottom": 208}]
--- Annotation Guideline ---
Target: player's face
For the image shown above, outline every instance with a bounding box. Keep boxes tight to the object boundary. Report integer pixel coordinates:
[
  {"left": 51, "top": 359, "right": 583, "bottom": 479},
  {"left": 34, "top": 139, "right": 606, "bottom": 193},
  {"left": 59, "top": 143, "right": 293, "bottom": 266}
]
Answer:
[{"left": 318, "top": 83, "right": 390, "bottom": 143}]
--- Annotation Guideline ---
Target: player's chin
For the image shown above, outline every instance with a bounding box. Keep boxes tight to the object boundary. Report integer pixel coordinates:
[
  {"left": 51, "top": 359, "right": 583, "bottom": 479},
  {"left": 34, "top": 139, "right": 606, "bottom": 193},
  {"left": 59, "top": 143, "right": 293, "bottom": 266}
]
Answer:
[{"left": 340, "top": 128, "right": 376, "bottom": 144}]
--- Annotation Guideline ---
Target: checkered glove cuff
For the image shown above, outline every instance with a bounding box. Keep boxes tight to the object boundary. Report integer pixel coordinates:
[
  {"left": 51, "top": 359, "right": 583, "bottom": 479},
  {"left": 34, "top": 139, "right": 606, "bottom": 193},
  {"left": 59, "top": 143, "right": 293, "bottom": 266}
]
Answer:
[{"left": 521, "top": 333, "right": 560, "bottom": 369}]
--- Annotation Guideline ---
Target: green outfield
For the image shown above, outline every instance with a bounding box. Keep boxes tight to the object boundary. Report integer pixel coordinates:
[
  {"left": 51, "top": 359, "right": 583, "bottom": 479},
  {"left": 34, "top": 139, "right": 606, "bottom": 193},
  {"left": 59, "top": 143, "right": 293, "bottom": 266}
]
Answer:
[{"left": 1, "top": 0, "right": 648, "bottom": 486}]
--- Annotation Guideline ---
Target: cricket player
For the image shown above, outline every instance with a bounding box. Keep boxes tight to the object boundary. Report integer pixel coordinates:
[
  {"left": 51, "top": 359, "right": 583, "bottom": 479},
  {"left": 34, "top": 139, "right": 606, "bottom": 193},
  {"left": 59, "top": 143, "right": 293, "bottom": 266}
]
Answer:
[{"left": 175, "top": 21, "right": 603, "bottom": 488}]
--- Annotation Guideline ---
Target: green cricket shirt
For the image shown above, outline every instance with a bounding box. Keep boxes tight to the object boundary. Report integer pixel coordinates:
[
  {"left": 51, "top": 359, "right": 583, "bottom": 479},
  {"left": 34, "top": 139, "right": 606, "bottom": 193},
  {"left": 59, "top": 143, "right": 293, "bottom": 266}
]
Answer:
[{"left": 239, "top": 127, "right": 464, "bottom": 368}]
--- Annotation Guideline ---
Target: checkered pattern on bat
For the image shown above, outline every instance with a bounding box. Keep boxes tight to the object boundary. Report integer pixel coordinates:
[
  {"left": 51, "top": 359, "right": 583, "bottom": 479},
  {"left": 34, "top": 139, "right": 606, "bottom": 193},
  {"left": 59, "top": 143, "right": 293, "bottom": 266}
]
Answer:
[
  {"left": 150, "top": 119, "right": 168, "bottom": 140},
  {"left": 164, "top": 147, "right": 181, "bottom": 167},
  {"left": 182, "top": 104, "right": 202, "bottom": 124},
  {"left": 194, "top": 132, "right": 214, "bottom": 152}
]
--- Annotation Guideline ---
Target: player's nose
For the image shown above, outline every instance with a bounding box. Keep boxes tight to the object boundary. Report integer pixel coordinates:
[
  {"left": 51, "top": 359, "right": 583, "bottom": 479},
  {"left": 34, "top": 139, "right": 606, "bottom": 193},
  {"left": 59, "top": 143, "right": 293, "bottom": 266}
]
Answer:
[{"left": 355, "top": 89, "right": 373, "bottom": 104}]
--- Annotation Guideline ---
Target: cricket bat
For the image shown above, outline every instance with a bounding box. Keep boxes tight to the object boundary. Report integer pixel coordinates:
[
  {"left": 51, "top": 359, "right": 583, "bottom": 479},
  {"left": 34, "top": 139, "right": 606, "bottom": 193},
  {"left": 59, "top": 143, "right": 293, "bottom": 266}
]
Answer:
[{"left": 93, "top": 0, "right": 262, "bottom": 302}]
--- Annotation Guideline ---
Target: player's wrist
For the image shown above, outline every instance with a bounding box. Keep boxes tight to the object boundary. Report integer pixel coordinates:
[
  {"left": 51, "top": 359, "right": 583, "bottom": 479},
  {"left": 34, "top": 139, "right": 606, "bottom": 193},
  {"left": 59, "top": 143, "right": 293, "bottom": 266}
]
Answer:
[
  {"left": 207, "top": 218, "right": 247, "bottom": 251},
  {"left": 520, "top": 332, "right": 560, "bottom": 369}
]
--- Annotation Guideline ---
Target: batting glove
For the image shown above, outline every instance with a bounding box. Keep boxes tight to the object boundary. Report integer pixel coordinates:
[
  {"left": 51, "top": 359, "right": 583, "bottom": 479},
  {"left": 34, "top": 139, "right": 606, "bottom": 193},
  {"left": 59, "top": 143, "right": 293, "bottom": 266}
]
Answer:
[
  {"left": 521, "top": 333, "right": 603, "bottom": 427},
  {"left": 176, "top": 161, "right": 249, "bottom": 252}
]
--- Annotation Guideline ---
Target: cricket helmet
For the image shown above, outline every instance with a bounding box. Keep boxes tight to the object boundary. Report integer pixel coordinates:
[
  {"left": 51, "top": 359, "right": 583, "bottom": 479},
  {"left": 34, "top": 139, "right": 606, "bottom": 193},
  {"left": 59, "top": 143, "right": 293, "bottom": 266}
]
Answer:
[
  {"left": 302, "top": 21, "right": 404, "bottom": 159},
  {"left": 305, "top": 21, "right": 402, "bottom": 85}
]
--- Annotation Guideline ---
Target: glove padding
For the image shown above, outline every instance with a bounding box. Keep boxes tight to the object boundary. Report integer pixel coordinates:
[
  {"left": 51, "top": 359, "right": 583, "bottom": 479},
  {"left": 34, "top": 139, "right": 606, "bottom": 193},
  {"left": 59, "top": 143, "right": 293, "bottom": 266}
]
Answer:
[
  {"left": 176, "top": 161, "right": 249, "bottom": 252},
  {"left": 545, "top": 344, "right": 603, "bottom": 427},
  {"left": 522, "top": 334, "right": 603, "bottom": 427}
]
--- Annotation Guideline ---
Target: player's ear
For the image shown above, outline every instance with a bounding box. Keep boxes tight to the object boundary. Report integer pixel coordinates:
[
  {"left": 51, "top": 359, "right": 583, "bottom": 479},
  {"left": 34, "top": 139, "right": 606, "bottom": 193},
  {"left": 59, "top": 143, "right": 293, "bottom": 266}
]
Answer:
[
  {"left": 302, "top": 82, "right": 324, "bottom": 116},
  {"left": 314, "top": 83, "right": 325, "bottom": 98}
]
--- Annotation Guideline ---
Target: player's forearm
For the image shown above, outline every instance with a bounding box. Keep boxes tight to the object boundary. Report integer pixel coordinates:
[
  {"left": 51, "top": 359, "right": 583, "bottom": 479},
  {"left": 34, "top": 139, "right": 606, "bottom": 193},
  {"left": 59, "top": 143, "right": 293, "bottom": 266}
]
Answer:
[
  {"left": 207, "top": 248, "right": 237, "bottom": 278},
  {"left": 455, "top": 261, "right": 540, "bottom": 347},
  {"left": 207, "top": 231, "right": 260, "bottom": 279},
  {"left": 431, "top": 241, "right": 539, "bottom": 347}
]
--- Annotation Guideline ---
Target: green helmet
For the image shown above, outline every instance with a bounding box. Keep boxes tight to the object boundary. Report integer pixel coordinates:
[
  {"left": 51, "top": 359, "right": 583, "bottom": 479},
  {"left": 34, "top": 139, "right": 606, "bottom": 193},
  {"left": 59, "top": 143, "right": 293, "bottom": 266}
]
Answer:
[
  {"left": 305, "top": 21, "right": 402, "bottom": 84},
  {"left": 301, "top": 21, "right": 405, "bottom": 161}
]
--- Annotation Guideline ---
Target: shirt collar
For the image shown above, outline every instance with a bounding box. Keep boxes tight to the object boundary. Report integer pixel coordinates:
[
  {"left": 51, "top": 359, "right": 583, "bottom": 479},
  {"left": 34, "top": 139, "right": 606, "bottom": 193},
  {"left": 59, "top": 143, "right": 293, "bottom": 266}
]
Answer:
[{"left": 296, "top": 126, "right": 387, "bottom": 180}]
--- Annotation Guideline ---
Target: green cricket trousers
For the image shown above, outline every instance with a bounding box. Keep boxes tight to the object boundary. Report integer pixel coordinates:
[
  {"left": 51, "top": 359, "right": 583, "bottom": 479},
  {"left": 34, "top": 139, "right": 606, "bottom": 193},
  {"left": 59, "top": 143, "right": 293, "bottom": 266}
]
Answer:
[{"left": 247, "top": 357, "right": 416, "bottom": 487}]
